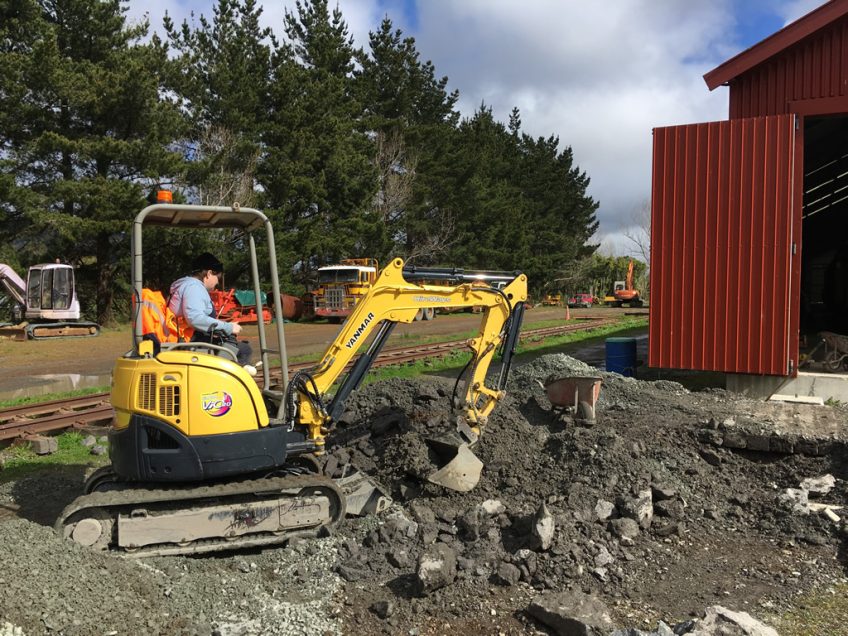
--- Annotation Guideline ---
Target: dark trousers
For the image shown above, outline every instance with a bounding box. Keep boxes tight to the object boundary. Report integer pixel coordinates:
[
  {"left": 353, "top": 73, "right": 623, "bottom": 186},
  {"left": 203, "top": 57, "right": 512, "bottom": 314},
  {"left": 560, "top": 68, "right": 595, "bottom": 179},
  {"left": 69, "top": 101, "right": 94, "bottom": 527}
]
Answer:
[{"left": 191, "top": 331, "right": 253, "bottom": 366}]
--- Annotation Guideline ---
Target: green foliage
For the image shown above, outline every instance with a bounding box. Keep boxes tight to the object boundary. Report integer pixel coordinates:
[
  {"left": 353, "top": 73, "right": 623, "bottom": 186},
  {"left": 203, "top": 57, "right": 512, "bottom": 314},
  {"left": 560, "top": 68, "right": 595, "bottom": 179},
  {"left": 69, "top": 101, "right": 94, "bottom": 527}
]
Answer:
[
  {"left": 164, "top": 0, "right": 274, "bottom": 206},
  {"left": 260, "top": 0, "right": 381, "bottom": 291},
  {"left": 433, "top": 106, "right": 600, "bottom": 294},
  {"left": 0, "top": 0, "right": 185, "bottom": 324},
  {"left": 355, "top": 16, "right": 459, "bottom": 268},
  {"left": 555, "top": 254, "right": 648, "bottom": 299},
  {"left": 1, "top": 0, "right": 608, "bottom": 310},
  {"left": 768, "top": 583, "right": 848, "bottom": 636}
]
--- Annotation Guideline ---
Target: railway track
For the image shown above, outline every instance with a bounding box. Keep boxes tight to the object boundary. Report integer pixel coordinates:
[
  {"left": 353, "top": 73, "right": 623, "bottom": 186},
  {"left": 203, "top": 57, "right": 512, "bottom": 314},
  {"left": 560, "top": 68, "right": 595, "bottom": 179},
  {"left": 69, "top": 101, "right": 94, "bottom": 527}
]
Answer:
[{"left": 0, "top": 317, "right": 618, "bottom": 442}]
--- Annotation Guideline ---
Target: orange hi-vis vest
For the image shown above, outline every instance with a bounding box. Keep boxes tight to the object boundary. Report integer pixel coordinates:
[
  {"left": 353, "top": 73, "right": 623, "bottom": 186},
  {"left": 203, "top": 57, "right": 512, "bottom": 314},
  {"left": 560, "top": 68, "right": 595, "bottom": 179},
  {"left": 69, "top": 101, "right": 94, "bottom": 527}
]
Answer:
[{"left": 139, "top": 289, "right": 188, "bottom": 343}]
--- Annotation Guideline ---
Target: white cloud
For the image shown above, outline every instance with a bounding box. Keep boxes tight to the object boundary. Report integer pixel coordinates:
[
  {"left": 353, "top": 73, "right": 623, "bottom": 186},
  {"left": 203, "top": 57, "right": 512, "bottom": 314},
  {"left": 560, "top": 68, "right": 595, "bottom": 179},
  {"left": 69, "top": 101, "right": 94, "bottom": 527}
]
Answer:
[
  {"left": 126, "top": 0, "right": 828, "bottom": 257},
  {"left": 408, "top": 1, "right": 744, "bottom": 253}
]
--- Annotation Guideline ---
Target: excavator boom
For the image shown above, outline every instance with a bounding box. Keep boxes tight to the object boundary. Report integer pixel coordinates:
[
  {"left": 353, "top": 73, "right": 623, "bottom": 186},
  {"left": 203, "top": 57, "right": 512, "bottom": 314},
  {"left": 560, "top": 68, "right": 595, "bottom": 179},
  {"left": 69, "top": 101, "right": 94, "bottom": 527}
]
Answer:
[{"left": 288, "top": 258, "right": 528, "bottom": 451}]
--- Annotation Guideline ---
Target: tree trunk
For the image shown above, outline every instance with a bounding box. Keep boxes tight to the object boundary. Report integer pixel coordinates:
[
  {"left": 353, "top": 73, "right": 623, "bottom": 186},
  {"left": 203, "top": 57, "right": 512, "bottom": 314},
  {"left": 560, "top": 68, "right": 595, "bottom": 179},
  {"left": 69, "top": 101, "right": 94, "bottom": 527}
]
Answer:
[{"left": 95, "top": 232, "right": 115, "bottom": 326}]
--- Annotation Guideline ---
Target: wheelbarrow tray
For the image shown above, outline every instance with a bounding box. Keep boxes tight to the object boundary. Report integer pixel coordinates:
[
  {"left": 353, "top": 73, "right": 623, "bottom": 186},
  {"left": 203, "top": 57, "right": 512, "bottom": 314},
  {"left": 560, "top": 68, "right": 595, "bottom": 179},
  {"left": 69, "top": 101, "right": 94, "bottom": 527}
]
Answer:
[{"left": 543, "top": 376, "right": 603, "bottom": 421}]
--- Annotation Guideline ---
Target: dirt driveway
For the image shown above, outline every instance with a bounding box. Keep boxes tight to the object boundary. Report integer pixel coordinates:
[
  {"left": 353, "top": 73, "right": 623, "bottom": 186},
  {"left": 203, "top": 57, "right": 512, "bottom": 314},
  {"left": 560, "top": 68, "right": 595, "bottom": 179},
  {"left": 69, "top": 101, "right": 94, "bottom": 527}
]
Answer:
[{"left": 0, "top": 305, "right": 602, "bottom": 399}]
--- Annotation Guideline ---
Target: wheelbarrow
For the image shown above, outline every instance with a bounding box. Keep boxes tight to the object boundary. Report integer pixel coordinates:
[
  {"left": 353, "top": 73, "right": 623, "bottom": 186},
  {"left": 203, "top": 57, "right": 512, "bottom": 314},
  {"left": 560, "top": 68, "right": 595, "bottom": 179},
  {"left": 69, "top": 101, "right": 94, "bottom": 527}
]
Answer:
[
  {"left": 820, "top": 331, "right": 848, "bottom": 372},
  {"left": 542, "top": 376, "right": 603, "bottom": 423}
]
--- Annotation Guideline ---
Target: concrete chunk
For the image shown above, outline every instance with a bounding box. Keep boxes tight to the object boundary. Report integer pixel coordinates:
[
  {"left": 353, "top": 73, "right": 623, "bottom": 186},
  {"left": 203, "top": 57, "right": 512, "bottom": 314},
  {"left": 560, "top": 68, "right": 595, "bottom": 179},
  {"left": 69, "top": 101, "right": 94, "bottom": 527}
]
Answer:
[
  {"left": 721, "top": 429, "right": 748, "bottom": 449},
  {"left": 409, "top": 501, "right": 436, "bottom": 525},
  {"left": 531, "top": 502, "right": 556, "bottom": 550},
  {"left": 384, "top": 509, "right": 419, "bottom": 539},
  {"left": 23, "top": 435, "right": 58, "bottom": 455},
  {"left": 650, "top": 483, "right": 677, "bottom": 501},
  {"left": 609, "top": 517, "right": 640, "bottom": 539},
  {"left": 690, "top": 605, "right": 778, "bottom": 635},
  {"left": 594, "top": 499, "right": 615, "bottom": 521},
  {"left": 800, "top": 474, "right": 836, "bottom": 496},
  {"left": 778, "top": 487, "right": 810, "bottom": 515},
  {"left": 480, "top": 499, "right": 506, "bottom": 515},
  {"left": 527, "top": 591, "right": 613, "bottom": 636},
  {"left": 495, "top": 562, "right": 521, "bottom": 586},
  {"left": 416, "top": 544, "right": 457, "bottom": 595},
  {"left": 618, "top": 489, "right": 653, "bottom": 528}
]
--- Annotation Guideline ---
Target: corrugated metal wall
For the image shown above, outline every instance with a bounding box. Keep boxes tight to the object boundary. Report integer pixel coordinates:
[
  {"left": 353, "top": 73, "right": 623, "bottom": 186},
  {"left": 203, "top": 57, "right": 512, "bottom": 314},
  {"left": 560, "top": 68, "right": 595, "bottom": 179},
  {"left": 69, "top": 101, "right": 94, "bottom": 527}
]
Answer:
[
  {"left": 729, "top": 18, "right": 848, "bottom": 118},
  {"left": 649, "top": 114, "right": 800, "bottom": 375}
]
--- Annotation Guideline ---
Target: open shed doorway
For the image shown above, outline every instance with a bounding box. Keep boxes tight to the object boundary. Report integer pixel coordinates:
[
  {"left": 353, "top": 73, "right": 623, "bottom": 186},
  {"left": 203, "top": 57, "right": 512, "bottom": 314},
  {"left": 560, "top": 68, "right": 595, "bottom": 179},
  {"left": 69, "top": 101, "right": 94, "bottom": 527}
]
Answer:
[{"left": 800, "top": 114, "right": 848, "bottom": 371}]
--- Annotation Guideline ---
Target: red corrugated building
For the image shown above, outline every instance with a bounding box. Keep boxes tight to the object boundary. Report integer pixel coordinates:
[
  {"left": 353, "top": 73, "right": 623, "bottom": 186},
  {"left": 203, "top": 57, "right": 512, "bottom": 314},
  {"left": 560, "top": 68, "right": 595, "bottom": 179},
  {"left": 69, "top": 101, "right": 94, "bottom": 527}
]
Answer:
[{"left": 649, "top": 0, "right": 848, "bottom": 388}]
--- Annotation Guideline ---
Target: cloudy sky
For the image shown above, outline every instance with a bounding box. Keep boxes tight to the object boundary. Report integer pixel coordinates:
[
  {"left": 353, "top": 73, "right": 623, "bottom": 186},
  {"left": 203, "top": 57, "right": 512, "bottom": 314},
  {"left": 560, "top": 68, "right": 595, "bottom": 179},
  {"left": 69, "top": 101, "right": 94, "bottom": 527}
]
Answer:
[{"left": 128, "top": 0, "right": 827, "bottom": 257}]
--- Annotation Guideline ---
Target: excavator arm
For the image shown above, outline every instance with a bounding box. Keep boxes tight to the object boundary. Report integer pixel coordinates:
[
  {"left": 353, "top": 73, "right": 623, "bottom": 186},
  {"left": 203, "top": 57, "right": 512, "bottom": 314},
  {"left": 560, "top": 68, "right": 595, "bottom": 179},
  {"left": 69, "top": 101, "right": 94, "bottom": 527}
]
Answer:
[
  {"left": 0, "top": 263, "right": 27, "bottom": 308},
  {"left": 287, "top": 258, "right": 528, "bottom": 450}
]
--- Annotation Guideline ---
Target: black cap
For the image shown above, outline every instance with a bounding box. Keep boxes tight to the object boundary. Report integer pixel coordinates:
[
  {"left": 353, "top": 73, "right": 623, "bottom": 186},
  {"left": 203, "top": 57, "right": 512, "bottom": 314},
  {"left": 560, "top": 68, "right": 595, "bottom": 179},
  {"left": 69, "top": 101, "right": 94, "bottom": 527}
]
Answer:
[{"left": 192, "top": 252, "right": 224, "bottom": 273}]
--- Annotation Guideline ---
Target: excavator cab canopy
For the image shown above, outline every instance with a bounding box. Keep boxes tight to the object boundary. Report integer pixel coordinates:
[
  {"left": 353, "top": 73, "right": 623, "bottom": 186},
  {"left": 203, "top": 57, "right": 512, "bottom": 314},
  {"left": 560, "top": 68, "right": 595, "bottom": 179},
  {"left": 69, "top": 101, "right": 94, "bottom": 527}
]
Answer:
[{"left": 132, "top": 203, "right": 290, "bottom": 409}]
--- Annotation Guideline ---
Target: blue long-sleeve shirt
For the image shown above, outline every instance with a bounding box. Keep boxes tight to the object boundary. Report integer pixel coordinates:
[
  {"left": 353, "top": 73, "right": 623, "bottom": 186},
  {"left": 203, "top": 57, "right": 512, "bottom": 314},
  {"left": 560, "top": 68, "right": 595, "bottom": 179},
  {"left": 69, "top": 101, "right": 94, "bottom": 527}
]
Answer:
[{"left": 168, "top": 276, "right": 233, "bottom": 336}]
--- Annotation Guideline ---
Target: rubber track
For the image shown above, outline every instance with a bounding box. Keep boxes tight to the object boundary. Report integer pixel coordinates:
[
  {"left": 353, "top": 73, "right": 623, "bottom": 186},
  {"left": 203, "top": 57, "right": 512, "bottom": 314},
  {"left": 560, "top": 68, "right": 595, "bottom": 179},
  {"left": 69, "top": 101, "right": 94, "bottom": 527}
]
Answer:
[{"left": 56, "top": 473, "right": 346, "bottom": 558}]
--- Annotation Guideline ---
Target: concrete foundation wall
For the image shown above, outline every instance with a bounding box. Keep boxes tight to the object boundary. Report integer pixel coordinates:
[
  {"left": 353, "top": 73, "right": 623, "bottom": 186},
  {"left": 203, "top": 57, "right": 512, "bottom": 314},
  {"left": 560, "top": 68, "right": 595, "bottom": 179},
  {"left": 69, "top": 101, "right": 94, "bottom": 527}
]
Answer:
[{"left": 727, "top": 371, "right": 848, "bottom": 403}]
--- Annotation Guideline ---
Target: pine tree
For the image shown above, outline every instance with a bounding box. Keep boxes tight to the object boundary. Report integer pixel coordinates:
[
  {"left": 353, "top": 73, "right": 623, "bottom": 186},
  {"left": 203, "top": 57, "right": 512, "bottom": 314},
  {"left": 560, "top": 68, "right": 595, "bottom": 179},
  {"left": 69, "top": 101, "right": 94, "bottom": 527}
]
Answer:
[
  {"left": 259, "top": 0, "right": 379, "bottom": 291},
  {"left": 356, "top": 17, "right": 459, "bottom": 263},
  {"left": 436, "top": 105, "right": 599, "bottom": 294},
  {"left": 164, "top": 0, "right": 274, "bottom": 207},
  {"left": 514, "top": 127, "right": 600, "bottom": 286},
  {"left": 0, "top": 0, "right": 184, "bottom": 324},
  {"left": 443, "top": 106, "right": 527, "bottom": 270}
]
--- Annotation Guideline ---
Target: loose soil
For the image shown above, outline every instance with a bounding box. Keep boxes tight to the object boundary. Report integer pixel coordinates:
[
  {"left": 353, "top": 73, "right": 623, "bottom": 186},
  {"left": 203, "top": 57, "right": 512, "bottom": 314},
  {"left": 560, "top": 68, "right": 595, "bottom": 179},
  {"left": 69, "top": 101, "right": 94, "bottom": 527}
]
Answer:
[{"left": 1, "top": 312, "right": 846, "bottom": 635}]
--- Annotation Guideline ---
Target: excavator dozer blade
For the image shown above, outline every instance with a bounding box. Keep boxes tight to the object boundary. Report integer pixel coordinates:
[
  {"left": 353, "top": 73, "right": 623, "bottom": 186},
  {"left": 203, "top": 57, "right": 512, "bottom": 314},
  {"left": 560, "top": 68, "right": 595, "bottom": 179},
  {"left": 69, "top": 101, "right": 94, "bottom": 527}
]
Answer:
[
  {"left": 335, "top": 470, "right": 392, "bottom": 516},
  {"left": 425, "top": 440, "right": 483, "bottom": 492}
]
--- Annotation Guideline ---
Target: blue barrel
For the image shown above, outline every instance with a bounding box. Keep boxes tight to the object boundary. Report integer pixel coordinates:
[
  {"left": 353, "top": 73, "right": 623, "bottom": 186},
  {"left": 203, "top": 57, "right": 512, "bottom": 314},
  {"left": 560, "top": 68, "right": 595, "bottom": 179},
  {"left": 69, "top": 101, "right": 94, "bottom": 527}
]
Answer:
[{"left": 605, "top": 337, "right": 637, "bottom": 376}]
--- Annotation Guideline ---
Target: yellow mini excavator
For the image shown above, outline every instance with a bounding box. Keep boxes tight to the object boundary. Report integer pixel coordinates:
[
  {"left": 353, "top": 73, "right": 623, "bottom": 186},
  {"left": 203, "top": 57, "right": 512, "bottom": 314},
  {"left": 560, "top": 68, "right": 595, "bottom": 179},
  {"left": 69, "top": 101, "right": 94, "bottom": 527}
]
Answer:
[{"left": 57, "top": 201, "right": 527, "bottom": 557}]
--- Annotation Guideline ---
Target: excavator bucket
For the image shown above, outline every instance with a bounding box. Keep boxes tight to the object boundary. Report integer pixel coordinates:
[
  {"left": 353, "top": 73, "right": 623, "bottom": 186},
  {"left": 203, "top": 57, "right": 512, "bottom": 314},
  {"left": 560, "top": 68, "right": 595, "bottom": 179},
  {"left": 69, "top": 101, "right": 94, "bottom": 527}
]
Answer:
[{"left": 425, "top": 439, "right": 484, "bottom": 492}]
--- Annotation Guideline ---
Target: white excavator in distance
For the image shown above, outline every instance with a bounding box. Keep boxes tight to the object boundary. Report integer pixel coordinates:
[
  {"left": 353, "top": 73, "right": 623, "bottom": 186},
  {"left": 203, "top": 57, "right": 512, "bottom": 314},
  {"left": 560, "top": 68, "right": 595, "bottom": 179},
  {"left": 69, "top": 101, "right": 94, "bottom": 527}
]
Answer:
[{"left": 0, "top": 262, "right": 100, "bottom": 339}]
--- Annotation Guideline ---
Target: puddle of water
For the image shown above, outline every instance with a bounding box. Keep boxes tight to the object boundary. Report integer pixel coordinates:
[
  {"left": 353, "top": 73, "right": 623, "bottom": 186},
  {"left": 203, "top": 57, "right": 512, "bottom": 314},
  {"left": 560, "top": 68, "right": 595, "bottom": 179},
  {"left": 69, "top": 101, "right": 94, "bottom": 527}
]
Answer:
[{"left": 0, "top": 373, "right": 112, "bottom": 401}]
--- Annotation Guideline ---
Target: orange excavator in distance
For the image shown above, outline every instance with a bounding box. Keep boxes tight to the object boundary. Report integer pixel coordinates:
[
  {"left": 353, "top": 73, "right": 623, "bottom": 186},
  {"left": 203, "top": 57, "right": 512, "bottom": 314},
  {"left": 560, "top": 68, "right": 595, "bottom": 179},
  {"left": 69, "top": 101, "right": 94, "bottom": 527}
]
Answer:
[{"left": 611, "top": 260, "right": 643, "bottom": 307}]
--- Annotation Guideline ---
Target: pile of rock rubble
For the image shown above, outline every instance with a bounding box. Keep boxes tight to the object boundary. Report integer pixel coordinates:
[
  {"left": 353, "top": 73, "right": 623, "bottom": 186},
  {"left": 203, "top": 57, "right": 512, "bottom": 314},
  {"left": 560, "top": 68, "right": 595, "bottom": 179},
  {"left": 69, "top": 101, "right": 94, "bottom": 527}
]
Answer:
[
  {"left": 0, "top": 353, "right": 845, "bottom": 635},
  {"left": 322, "top": 354, "right": 847, "bottom": 634}
]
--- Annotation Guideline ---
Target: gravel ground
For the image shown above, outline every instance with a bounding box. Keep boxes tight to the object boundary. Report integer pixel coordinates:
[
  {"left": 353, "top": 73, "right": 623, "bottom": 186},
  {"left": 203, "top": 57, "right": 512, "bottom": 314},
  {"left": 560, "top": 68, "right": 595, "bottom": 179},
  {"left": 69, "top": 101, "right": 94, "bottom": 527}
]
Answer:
[{"left": 1, "top": 353, "right": 846, "bottom": 635}]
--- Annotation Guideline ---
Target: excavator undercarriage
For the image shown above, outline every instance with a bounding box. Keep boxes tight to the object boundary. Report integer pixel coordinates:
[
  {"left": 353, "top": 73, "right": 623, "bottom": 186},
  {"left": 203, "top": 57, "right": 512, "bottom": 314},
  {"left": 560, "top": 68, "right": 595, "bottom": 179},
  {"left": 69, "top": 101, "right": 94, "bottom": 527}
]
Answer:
[
  {"left": 58, "top": 460, "right": 390, "bottom": 557},
  {"left": 58, "top": 471, "right": 346, "bottom": 557}
]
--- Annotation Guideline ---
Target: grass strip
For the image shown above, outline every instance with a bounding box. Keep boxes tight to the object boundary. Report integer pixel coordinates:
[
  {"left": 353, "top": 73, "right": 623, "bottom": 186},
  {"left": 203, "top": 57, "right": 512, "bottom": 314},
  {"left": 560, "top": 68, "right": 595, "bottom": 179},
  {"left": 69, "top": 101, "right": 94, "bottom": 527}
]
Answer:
[
  {"left": 766, "top": 583, "right": 848, "bottom": 636},
  {"left": 0, "top": 431, "right": 110, "bottom": 483},
  {"left": 361, "top": 316, "right": 648, "bottom": 385},
  {"left": 0, "top": 386, "right": 111, "bottom": 409}
]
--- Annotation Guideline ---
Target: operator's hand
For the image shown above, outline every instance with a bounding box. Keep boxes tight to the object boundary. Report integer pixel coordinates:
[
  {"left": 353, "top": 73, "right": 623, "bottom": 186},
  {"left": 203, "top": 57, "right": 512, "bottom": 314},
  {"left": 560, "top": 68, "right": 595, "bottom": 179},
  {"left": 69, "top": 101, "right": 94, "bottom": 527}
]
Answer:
[{"left": 231, "top": 322, "right": 242, "bottom": 336}]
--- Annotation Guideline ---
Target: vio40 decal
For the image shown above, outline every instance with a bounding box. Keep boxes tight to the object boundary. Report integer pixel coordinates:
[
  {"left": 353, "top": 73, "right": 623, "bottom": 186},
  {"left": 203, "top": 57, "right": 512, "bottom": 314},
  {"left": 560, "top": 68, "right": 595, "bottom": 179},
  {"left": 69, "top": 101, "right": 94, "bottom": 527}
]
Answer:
[{"left": 202, "top": 391, "right": 232, "bottom": 417}]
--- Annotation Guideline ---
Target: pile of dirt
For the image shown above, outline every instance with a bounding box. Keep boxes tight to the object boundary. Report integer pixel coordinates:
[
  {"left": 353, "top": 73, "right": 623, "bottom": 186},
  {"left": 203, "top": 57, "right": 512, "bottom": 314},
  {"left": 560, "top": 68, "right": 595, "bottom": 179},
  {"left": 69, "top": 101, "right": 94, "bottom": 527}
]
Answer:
[
  {"left": 323, "top": 355, "right": 848, "bottom": 633},
  {"left": 1, "top": 353, "right": 846, "bottom": 635}
]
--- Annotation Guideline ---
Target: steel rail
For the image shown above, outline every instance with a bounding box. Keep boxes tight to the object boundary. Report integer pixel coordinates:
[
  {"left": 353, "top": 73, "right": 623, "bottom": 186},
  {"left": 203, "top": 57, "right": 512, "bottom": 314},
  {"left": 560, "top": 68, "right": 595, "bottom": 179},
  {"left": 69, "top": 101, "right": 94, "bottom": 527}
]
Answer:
[{"left": 0, "top": 395, "right": 111, "bottom": 425}]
